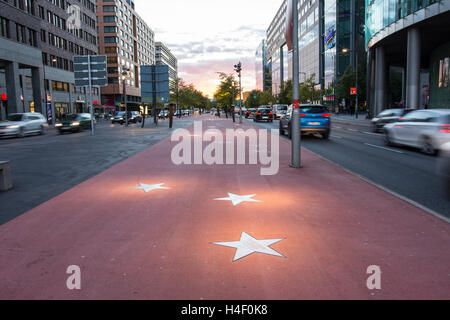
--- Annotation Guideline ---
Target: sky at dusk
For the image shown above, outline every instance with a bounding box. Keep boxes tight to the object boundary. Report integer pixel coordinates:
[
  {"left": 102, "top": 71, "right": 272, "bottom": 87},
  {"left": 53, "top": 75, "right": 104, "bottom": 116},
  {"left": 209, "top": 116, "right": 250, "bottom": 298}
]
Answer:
[{"left": 137, "top": 0, "right": 283, "bottom": 97}]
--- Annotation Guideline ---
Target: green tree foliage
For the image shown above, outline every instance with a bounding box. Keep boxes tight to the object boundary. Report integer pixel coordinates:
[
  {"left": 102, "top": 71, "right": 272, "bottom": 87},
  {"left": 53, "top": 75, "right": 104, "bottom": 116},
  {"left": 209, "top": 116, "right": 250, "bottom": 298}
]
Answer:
[
  {"left": 170, "top": 77, "right": 210, "bottom": 110},
  {"left": 214, "top": 73, "right": 239, "bottom": 108},
  {"left": 335, "top": 62, "right": 367, "bottom": 105}
]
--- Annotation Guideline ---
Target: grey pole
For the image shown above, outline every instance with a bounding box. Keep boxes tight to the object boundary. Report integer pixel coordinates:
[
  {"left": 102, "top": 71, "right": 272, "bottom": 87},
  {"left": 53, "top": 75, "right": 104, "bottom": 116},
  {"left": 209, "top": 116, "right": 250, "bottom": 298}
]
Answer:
[
  {"left": 88, "top": 55, "right": 95, "bottom": 135},
  {"left": 239, "top": 66, "right": 243, "bottom": 124},
  {"left": 355, "top": 53, "right": 358, "bottom": 119},
  {"left": 291, "top": 0, "right": 301, "bottom": 168}
]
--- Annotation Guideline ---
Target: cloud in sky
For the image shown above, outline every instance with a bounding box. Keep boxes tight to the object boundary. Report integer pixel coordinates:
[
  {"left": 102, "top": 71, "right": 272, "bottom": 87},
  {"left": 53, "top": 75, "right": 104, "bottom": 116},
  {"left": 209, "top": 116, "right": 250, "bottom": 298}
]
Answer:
[{"left": 135, "top": 0, "right": 282, "bottom": 96}]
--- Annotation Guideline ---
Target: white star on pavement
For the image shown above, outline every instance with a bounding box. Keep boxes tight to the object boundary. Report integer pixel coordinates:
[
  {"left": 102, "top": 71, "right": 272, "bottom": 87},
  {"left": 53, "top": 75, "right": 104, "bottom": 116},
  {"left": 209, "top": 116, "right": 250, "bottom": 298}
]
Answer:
[
  {"left": 130, "top": 183, "right": 170, "bottom": 193},
  {"left": 214, "top": 193, "right": 262, "bottom": 206},
  {"left": 212, "top": 232, "right": 285, "bottom": 262}
]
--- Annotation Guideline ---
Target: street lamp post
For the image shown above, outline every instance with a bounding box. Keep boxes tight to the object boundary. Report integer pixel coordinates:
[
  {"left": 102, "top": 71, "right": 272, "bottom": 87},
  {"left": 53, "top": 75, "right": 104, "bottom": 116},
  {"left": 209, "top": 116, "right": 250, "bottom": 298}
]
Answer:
[
  {"left": 342, "top": 48, "right": 359, "bottom": 119},
  {"left": 234, "top": 62, "right": 242, "bottom": 124},
  {"left": 121, "top": 67, "right": 130, "bottom": 127},
  {"left": 291, "top": 0, "right": 302, "bottom": 168}
]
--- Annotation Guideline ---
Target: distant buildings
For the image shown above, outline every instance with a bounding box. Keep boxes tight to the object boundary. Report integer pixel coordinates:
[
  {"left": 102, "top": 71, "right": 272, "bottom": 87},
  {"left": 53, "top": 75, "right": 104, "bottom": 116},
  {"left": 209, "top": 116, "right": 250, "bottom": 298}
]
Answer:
[
  {"left": 97, "top": 0, "right": 156, "bottom": 111},
  {"left": 259, "top": 0, "right": 366, "bottom": 103},
  {"left": 155, "top": 42, "right": 178, "bottom": 86},
  {"left": 255, "top": 40, "right": 272, "bottom": 92}
]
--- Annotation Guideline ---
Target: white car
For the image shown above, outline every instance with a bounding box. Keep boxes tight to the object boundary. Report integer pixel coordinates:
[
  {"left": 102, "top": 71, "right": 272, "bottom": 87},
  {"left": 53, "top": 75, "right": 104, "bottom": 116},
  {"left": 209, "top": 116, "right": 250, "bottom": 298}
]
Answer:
[
  {"left": 384, "top": 109, "right": 450, "bottom": 155},
  {"left": 438, "top": 142, "right": 450, "bottom": 197},
  {"left": 272, "top": 104, "right": 289, "bottom": 119},
  {"left": 0, "top": 113, "right": 47, "bottom": 138}
]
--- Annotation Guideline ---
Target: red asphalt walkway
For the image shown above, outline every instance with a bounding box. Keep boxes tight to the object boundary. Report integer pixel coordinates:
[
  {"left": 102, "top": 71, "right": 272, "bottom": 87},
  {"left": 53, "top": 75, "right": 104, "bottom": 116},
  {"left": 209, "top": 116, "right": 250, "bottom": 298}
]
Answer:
[{"left": 0, "top": 115, "right": 449, "bottom": 299}]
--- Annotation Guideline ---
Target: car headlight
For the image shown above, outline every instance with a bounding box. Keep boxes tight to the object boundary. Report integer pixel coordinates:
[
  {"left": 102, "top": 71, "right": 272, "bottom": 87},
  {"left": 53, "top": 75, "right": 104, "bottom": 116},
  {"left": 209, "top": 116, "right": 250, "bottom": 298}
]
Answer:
[
  {"left": 55, "top": 123, "right": 63, "bottom": 127},
  {"left": 120, "top": 117, "right": 124, "bottom": 120},
  {"left": 6, "top": 125, "right": 20, "bottom": 129},
  {"left": 71, "top": 122, "right": 80, "bottom": 126}
]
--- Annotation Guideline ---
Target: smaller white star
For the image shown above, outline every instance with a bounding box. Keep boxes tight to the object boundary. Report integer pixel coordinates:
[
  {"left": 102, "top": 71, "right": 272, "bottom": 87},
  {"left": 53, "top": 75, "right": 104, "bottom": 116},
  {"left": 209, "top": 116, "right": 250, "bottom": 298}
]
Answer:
[
  {"left": 212, "top": 232, "right": 285, "bottom": 262},
  {"left": 130, "top": 183, "right": 170, "bottom": 193},
  {"left": 214, "top": 193, "right": 262, "bottom": 206}
]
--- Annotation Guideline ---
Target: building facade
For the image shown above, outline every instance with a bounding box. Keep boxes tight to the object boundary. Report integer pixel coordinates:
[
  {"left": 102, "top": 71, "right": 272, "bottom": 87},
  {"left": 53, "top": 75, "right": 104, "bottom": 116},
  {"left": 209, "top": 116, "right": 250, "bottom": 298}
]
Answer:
[
  {"left": 97, "top": 0, "right": 155, "bottom": 111},
  {"left": 265, "top": 0, "right": 365, "bottom": 102},
  {"left": 255, "top": 39, "right": 272, "bottom": 92},
  {"left": 0, "top": 0, "right": 100, "bottom": 122},
  {"left": 366, "top": 0, "right": 450, "bottom": 115},
  {"left": 155, "top": 42, "right": 178, "bottom": 86}
]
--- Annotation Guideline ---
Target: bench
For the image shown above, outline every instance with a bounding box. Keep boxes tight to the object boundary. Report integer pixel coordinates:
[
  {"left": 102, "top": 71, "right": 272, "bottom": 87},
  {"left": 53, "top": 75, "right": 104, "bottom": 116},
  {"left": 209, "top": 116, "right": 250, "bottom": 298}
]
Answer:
[{"left": 0, "top": 161, "right": 13, "bottom": 191}]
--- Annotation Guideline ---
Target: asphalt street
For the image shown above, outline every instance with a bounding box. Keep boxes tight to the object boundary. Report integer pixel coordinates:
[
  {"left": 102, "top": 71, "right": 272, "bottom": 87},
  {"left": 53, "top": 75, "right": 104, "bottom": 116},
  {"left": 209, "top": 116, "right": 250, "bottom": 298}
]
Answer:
[
  {"left": 0, "top": 118, "right": 194, "bottom": 225},
  {"left": 250, "top": 116, "right": 450, "bottom": 220}
]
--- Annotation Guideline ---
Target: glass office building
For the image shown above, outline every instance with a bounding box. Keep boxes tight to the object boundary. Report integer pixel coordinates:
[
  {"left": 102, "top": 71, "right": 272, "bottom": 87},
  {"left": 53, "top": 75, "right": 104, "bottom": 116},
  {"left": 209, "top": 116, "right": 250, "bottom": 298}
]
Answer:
[{"left": 366, "top": 0, "right": 450, "bottom": 114}]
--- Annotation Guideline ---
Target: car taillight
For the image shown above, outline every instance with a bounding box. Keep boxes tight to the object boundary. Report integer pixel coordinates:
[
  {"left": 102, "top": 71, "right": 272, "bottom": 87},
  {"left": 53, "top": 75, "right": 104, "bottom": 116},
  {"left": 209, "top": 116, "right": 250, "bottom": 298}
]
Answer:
[
  {"left": 269, "top": 113, "right": 273, "bottom": 115},
  {"left": 257, "top": 113, "right": 262, "bottom": 115},
  {"left": 300, "top": 114, "right": 306, "bottom": 117},
  {"left": 398, "top": 117, "right": 406, "bottom": 120},
  {"left": 321, "top": 114, "right": 331, "bottom": 117},
  {"left": 440, "top": 125, "right": 450, "bottom": 133}
]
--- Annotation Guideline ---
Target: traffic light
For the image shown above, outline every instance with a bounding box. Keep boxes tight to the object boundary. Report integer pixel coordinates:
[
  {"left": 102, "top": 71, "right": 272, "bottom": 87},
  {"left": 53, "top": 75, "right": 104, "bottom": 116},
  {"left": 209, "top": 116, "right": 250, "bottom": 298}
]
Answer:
[{"left": 234, "top": 62, "right": 242, "bottom": 74}]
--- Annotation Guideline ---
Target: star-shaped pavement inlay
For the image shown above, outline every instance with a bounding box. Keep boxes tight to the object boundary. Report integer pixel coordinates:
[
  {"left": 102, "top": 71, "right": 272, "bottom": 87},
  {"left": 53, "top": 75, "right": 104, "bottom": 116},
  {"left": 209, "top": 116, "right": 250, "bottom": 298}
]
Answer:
[
  {"left": 212, "top": 232, "right": 285, "bottom": 262},
  {"left": 214, "top": 193, "right": 262, "bottom": 206},
  {"left": 130, "top": 183, "right": 170, "bottom": 193}
]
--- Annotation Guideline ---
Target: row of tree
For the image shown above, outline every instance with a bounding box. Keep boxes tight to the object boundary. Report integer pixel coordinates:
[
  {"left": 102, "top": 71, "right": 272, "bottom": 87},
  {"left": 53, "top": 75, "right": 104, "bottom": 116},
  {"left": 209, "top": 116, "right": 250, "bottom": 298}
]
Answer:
[{"left": 170, "top": 78, "right": 212, "bottom": 111}]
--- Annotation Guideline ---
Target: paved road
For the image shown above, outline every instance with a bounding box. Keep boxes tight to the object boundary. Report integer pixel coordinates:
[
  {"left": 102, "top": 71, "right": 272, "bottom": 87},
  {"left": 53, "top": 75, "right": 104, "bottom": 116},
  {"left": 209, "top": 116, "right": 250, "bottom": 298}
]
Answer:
[
  {"left": 250, "top": 117, "right": 450, "bottom": 220},
  {"left": 0, "top": 116, "right": 448, "bottom": 299},
  {"left": 0, "top": 118, "right": 194, "bottom": 225}
]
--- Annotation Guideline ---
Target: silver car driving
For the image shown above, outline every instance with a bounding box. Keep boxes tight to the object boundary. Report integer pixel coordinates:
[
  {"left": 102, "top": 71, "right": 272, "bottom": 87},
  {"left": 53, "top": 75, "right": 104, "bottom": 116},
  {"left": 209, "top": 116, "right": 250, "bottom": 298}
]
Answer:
[
  {"left": 384, "top": 109, "right": 450, "bottom": 155},
  {"left": 0, "top": 113, "right": 47, "bottom": 138}
]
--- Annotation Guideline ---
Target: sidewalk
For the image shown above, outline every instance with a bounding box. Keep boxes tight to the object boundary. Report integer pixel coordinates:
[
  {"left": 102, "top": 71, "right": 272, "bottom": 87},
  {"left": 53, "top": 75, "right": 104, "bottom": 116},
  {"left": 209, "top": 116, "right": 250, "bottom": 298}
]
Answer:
[{"left": 0, "top": 115, "right": 448, "bottom": 299}]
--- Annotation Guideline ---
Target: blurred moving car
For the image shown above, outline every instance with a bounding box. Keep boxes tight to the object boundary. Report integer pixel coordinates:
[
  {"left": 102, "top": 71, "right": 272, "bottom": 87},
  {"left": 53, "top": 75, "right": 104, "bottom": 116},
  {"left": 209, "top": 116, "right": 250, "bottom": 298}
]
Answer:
[
  {"left": 112, "top": 112, "right": 127, "bottom": 124},
  {"left": 182, "top": 110, "right": 190, "bottom": 116},
  {"left": 438, "top": 142, "right": 450, "bottom": 197},
  {"left": 129, "top": 111, "right": 142, "bottom": 123},
  {"left": 272, "top": 104, "right": 289, "bottom": 119},
  {"left": 56, "top": 113, "right": 93, "bottom": 134},
  {"left": 0, "top": 113, "right": 46, "bottom": 138},
  {"left": 371, "top": 108, "right": 416, "bottom": 133},
  {"left": 384, "top": 110, "right": 450, "bottom": 155},
  {"left": 254, "top": 108, "right": 274, "bottom": 123},
  {"left": 245, "top": 108, "right": 257, "bottom": 119},
  {"left": 280, "top": 105, "right": 331, "bottom": 140}
]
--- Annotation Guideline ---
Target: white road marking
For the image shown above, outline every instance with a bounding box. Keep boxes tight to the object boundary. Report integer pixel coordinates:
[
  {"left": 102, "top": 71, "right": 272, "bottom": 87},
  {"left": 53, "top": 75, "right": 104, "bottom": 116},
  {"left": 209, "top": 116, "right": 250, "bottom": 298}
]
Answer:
[
  {"left": 331, "top": 135, "right": 343, "bottom": 139},
  {"left": 362, "top": 131, "right": 381, "bottom": 136},
  {"left": 212, "top": 232, "right": 285, "bottom": 262},
  {"left": 348, "top": 128, "right": 358, "bottom": 132},
  {"left": 364, "top": 143, "right": 404, "bottom": 154}
]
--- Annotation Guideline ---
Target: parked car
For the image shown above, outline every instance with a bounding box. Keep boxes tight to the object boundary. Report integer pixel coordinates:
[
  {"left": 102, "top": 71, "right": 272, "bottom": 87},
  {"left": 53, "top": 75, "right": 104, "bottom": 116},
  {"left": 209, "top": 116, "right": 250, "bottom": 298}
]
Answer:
[
  {"left": 55, "top": 113, "right": 93, "bottom": 134},
  {"left": 0, "top": 113, "right": 46, "bottom": 138},
  {"left": 254, "top": 108, "right": 274, "bottom": 123},
  {"left": 245, "top": 108, "right": 257, "bottom": 119},
  {"left": 438, "top": 142, "right": 450, "bottom": 197},
  {"left": 384, "top": 110, "right": 450, "bottom": 155},
  {"left": 272, "top": 104, "right": 289, "bottom": 119},
  {"left": 182, "top": 110, "right": 190, "bottom": 116},
  {"left": 279, "top": 105, "right": 331, "bottom": 140},
  {"left": 371, "top": 108, "right": 416, "bottom": 132}
]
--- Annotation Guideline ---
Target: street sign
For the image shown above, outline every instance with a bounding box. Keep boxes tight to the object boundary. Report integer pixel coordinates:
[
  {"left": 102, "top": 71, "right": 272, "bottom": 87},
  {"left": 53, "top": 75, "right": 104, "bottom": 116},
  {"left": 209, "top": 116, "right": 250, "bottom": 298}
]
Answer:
[
  {"left": 74, "top": 55, "right": 107, "bottom": 87},
  {"left": 47, "top": 94, "right": 52, "bottom": 102},
  {"left": 350, "top": 87, "right": 357, "bottom": 95},
  {"left": 141, "top": 65, "right": 170, "bottom": 104},
  {"left": 1, "top": 93, "right": 6, "bottom": 101},
  {"left": 73, "top": 55, "right": 107, "bottom": 135}
]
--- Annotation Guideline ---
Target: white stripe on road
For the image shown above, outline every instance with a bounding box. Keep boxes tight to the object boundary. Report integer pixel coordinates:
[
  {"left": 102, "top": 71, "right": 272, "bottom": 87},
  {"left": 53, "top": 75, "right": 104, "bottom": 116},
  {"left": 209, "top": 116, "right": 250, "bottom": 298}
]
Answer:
[
  {"left": 362, "top": 131, "right": 382, "bottom": 136},
  {"left": 364, "top": 143, "right": 404, "bottom": 154},
  {"left": 348, "top": 128, "right": 358, "bottom": 132},
  {"left": 331, "top": 135, "right": 342, "bottom": 139}
]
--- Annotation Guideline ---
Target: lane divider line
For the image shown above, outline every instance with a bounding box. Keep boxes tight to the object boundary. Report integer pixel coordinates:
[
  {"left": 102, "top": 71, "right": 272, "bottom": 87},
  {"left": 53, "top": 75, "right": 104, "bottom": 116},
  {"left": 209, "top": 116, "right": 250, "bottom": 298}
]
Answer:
[{"left": 364, "top": 143, "right": 404, "bottom": 154}]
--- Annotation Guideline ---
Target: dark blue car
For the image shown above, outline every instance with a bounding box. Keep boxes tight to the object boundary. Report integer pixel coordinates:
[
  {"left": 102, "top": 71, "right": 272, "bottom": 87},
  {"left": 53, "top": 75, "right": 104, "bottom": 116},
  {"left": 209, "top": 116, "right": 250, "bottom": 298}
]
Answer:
[{"left": 279, "top": 104, "right": 331, "bottom": 140}]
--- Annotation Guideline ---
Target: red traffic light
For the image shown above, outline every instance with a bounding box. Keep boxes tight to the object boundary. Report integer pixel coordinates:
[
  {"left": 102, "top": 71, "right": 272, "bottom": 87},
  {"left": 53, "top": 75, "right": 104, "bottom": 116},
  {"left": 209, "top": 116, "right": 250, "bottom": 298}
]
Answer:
[
  {"left": 1, "top": 93, "right": 6, "bottom": 101},
  {"left": 93, "top": 100, "right": 99, "bottom": 104}
]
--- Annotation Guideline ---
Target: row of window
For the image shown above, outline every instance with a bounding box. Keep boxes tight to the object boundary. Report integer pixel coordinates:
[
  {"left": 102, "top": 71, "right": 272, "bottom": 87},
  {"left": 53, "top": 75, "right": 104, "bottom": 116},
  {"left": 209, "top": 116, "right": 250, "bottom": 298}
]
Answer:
[{"left": 0, "top": 16, "right": 38, "bottom": 47}]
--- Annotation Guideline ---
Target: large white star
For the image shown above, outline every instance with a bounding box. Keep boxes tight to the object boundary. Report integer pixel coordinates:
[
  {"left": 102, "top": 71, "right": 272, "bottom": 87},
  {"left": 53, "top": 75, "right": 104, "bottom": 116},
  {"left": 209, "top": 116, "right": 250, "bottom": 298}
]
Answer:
[
  {"left": 214, "top": 193, "right": 262, "bottom": 206},
  {"left": 212, "top": 232, "right": 285, "bottom": 262},
  {"left": 130, "top": 183, "right": 170, "bottom": 193}
]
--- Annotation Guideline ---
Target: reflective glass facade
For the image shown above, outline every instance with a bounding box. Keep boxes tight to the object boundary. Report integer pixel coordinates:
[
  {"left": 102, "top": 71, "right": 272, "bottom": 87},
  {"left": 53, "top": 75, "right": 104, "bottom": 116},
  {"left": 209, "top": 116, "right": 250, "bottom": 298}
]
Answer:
[{"left": 366, "top": 0, "right": 439, "bottom": 47}]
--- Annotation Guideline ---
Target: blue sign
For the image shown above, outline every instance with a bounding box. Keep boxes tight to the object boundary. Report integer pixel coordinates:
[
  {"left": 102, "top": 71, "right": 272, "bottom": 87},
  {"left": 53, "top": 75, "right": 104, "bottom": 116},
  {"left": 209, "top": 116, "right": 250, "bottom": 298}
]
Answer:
[
  {"left": 46, "top": 102, "right": 52, "bottom": 122},
  {"left": 141, "top": 65, "right": 170, "bottom": 104},
  {"left": 325, "top": 28, "right": 335, "bottom": 50}
]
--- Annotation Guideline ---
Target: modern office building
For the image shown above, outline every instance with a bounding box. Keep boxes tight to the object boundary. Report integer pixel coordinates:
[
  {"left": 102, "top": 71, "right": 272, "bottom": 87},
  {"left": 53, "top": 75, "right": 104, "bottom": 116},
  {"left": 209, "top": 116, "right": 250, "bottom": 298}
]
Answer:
[
  {"left": 155, "top": 42, "right": 178, "bottom": 86},
  {"left": 97, "top": 0, "right": 155, "bottom": 111},
  {"left": 366, "top": 0, "right": 450, "bottom": 115},
  {"left": 0, "top": 0, "right": 100, "bottom": 122},
  {"left": 265, "top": 0, "right": 365, "bottom": 101},
  {"left": 255, "top": 39, "right": 272, "bottom": 91}
]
